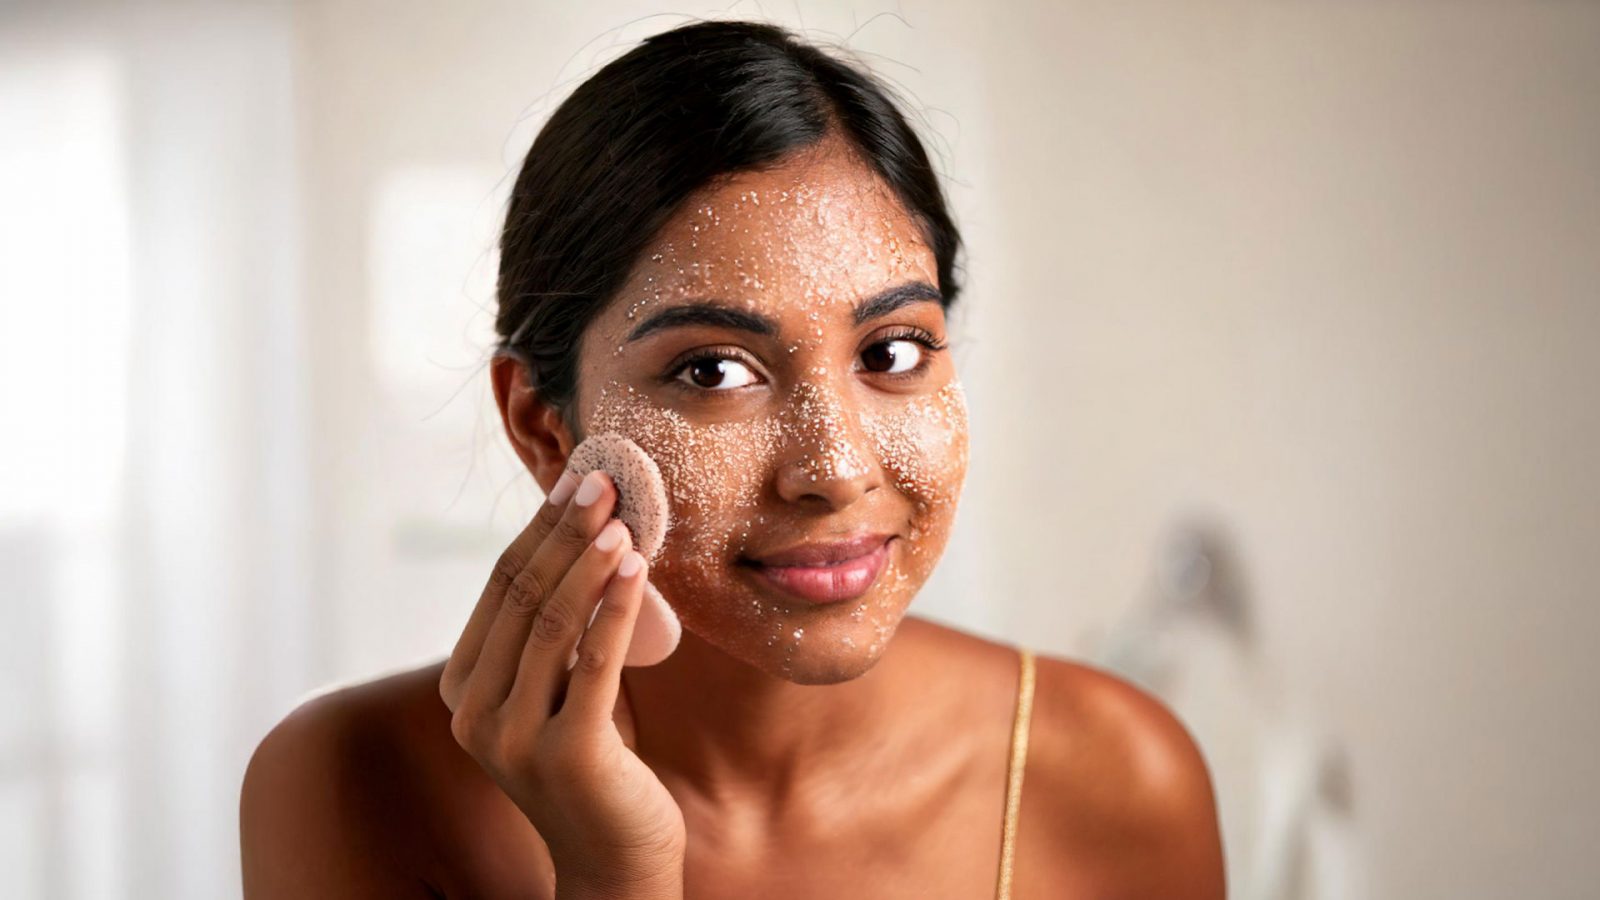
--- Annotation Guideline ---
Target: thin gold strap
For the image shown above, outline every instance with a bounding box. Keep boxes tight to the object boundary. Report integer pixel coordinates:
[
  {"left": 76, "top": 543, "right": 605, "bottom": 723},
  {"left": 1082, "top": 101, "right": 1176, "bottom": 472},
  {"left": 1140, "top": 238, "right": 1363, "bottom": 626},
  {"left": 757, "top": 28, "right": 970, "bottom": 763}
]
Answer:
[{"left": 996, "top": 645, "right": 1035, "bottom": 900}]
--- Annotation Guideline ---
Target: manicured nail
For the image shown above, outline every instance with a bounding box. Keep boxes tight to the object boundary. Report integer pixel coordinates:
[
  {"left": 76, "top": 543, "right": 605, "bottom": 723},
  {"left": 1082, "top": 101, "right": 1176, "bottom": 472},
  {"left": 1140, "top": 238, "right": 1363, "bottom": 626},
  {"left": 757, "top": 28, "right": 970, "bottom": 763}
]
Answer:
[
  {"left": 618, "top": 551, "right": 643, "bottom": 578},
  {"left": 575, "top": 470, "right": 606, "bottom": 507},
  {"left": 594, "top": 519, "right": 626, "bottom": 552},
  {"left": 547, "top": 469, "right": 579, "bottom": 506}
]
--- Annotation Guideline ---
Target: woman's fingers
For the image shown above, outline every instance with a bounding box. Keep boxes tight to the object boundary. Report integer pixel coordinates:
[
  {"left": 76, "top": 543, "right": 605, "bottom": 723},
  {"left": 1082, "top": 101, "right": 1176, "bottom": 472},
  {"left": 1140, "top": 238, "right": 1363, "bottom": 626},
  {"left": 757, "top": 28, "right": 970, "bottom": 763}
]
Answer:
[
  {"left": 506, "top": 518, "right": 633, "bottom": 716},
  {"left": 441, "top": 468, "right": 581, "bottom": 710},
  {"left": 459, "top": 470, "right": 617, "bottom": 715},
  {"left": 560, "top": 550, "right": 647, "bottom": 727}
]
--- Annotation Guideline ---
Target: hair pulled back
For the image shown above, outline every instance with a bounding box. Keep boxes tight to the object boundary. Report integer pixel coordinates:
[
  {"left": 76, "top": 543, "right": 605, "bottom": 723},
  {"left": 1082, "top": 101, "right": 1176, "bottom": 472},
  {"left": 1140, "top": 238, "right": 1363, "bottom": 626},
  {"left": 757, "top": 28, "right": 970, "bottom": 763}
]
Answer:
[{"left": 494, "top": 19, "right": 965, "bottom": 434}]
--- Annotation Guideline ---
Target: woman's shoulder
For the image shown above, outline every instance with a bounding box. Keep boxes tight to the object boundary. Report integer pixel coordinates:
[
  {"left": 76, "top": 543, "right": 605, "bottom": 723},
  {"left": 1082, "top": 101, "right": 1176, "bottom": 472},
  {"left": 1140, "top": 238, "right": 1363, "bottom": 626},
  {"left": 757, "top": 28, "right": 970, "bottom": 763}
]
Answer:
[
  {"left": 249, "top": 658, "right": 490, "bottom": 814},
  {"left": 901, "top": 617, "right": 1219, "bottom": 818},
  {"left": 1027, "top": 652, "right": 1214, "bottom": 811},
  {"left": 253, "top": 660, "right": 454, "bottom": 768},
  {"left": 240, "top": 661, "right": 453, "bottom": 894},
  {"left": 1023, "top": 649, "right": 1226, "bottom": 896},
  {"left": 241, "top": 659, "right": 551, "bottom": 895},
  {"left": 242, "top": 659, "right": 463, "bottom": 824}
]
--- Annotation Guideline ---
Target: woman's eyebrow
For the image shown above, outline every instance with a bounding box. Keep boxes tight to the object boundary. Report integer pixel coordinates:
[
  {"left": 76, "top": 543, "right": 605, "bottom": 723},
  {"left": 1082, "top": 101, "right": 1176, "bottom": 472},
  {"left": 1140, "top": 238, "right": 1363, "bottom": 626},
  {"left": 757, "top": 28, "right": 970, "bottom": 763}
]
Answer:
[
  {"left": 852, "top": 281, "right": 943, "bottom": 326},
  {"left": 624, "top": 280, "right": 942, "bottom": 344}
]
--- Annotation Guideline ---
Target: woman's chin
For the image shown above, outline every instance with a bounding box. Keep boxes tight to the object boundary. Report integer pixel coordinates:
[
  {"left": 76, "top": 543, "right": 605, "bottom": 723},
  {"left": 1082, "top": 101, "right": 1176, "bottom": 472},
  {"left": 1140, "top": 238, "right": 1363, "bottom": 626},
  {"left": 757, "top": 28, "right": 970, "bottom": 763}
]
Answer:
[
  {"left": 758, "top": 648, "right": 879, "bottom": 685},
  {"left": 757, "top": 617, "right": 906, "bottom": 684}
]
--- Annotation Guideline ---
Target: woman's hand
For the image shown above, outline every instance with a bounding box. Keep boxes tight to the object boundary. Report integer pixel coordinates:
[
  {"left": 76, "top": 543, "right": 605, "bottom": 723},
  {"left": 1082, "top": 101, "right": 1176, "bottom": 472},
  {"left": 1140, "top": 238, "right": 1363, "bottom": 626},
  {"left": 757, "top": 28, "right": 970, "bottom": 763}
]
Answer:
[{"left": 440, "top": 468, "right": 686, "bottom": 900}]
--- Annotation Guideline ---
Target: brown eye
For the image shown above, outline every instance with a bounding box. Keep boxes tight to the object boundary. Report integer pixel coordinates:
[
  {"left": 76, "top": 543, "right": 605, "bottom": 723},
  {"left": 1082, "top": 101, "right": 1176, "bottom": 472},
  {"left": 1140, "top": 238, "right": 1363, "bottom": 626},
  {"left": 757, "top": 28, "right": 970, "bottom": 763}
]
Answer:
[
  {"left": 673, "top": 355, "right": 759, "bottom": 391},
  {"left": 861, "top": 338, "right": 923, "bottom": 376}
]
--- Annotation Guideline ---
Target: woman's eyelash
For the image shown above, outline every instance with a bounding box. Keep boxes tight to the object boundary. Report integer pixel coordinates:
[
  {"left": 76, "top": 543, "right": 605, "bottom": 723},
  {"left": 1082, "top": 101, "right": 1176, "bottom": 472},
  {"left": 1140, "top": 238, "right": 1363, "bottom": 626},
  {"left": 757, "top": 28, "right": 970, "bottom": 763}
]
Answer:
[
  {"left": 878, "top": 326, "right": 949, "bottom": 354},
  {"left": 660, "top": 327, "right": 948, "bottom": 394}
]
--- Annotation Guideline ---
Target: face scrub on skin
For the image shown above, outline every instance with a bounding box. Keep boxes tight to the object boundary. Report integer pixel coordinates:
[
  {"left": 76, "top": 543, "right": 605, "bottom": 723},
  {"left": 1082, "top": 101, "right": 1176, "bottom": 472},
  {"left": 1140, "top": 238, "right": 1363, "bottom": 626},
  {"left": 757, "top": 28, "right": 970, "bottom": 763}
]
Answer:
[{"left": 572, "top": 135, "right": 970, "bottom": 685}]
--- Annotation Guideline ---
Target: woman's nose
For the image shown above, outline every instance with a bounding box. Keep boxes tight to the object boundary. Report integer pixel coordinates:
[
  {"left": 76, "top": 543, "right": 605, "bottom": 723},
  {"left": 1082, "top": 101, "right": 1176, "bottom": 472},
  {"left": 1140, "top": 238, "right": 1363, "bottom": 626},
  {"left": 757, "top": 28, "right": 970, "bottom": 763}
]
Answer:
[{"left": 773, "top": 382, "right": 881, "bottom": 509}]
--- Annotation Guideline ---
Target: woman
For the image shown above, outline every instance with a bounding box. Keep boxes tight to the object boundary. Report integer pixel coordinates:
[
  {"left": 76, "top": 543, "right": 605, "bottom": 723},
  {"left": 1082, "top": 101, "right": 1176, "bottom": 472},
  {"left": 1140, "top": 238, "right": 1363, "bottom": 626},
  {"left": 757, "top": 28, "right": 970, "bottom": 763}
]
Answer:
[{"left": 241, "top": 19, "right": 1225, "bottom": 899}]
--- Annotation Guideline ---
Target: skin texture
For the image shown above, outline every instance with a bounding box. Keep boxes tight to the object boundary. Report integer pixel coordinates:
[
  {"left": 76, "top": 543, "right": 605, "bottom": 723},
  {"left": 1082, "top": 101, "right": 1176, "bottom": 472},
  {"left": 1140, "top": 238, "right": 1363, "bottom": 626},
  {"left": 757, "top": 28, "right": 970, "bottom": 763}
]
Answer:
[{"left": 239, "top": 134, "right": 1227, "bottom": 898}]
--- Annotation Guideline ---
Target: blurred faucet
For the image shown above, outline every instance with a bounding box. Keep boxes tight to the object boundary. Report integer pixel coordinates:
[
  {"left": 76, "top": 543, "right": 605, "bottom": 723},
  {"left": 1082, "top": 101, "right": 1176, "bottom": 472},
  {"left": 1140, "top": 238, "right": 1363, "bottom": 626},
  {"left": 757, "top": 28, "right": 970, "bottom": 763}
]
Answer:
[{"left": 1096, "top": 511, "right": 1365, "bottom": 900}]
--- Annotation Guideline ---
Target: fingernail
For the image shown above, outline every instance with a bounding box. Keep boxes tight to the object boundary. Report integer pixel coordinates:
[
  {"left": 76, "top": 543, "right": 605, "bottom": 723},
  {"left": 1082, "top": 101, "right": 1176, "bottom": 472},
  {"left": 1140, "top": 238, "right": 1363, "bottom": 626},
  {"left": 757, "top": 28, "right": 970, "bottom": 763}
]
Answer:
[
  {"left": 618, "top": 551, "right": 643, "bottom": 578},
  {"left": 575, "top": 470, "right": 606, "bottom": 507},
  {"left": 594, "top": 519, "right": 626, "bottom": 552},
  {"left": 547, "top": 469, "right": 579, "bottom": 506}
]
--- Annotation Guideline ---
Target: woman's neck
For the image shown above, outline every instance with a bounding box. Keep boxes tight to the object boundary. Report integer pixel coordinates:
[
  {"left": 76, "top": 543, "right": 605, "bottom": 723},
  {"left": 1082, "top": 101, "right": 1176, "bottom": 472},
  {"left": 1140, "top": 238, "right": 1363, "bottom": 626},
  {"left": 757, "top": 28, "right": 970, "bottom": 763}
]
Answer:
[{"left": 619, "top": 617, "right": 934, "bottom": 816}]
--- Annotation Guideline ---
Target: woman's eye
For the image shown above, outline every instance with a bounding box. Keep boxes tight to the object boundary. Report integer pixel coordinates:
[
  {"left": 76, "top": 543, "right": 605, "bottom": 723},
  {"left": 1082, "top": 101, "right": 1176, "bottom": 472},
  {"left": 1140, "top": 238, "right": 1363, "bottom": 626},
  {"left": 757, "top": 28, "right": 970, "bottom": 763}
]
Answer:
[
  {"left": 674, "top": 355, "right": 760, "bottom": 391},
  {"left": 861, "top": 338, "right": 923, "bottom": 376}
]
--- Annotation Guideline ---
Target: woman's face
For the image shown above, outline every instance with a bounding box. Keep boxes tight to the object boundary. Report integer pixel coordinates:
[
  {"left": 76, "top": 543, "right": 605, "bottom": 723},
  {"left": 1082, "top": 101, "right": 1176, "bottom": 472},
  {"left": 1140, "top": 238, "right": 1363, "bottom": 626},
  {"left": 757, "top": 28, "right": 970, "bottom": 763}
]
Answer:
[{"left": 571, "top": 137, "right": 969, "bottom": 685}]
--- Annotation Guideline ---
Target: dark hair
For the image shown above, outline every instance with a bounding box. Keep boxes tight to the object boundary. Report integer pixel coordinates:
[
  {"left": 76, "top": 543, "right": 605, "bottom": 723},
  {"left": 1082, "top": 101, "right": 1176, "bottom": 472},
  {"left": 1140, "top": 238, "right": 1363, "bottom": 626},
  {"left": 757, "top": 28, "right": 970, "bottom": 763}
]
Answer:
[{"left": 494, "top": 18, "right": 965, "bottom": 437}]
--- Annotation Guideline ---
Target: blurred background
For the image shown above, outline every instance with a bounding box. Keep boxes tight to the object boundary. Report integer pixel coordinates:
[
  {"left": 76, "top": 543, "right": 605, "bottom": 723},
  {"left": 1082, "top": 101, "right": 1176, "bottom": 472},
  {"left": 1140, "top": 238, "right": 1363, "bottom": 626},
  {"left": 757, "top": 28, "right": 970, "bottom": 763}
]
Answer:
[{"left": 3, "top": 0, "right": 1597, "bottom": 897}]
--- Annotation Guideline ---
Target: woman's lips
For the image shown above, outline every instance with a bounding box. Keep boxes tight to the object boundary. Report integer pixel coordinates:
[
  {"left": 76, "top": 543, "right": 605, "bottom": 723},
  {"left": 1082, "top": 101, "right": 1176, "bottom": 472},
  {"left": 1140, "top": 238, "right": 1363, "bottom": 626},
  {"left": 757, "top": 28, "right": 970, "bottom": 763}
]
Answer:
[{"left": 743, "top": 536, "right": 894, "bottom": 604}]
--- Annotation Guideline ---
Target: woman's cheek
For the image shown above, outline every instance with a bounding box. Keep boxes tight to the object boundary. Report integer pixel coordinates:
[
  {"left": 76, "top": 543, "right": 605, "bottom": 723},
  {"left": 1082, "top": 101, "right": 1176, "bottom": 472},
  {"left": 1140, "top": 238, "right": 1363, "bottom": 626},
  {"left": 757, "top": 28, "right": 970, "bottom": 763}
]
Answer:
[
  {"left": 653, "top": 444, "right": 762, "bottom": 588},
  {"left": 865, "top": 379, "right": 970, "bottom": 570},
  {"left": 587, "top": 380, "right": 779, "bottom": 615},
  {"left": 585, "top": 377, "right": 970, "bottom": 640}
]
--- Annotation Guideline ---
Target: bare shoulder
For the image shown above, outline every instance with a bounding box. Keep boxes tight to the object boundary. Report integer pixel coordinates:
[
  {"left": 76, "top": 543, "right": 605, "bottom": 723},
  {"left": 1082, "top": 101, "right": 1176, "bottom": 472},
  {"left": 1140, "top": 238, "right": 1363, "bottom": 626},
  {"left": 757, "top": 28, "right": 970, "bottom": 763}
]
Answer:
[
  {"left": 240, "top": 662, "right": 452, "bottom": 898},
  {"left": 893, "top": 618, "right": 1223, "bottom": 893},
  {"left": 1025, "top": 653, "right": 1226, "bottom": 898}
]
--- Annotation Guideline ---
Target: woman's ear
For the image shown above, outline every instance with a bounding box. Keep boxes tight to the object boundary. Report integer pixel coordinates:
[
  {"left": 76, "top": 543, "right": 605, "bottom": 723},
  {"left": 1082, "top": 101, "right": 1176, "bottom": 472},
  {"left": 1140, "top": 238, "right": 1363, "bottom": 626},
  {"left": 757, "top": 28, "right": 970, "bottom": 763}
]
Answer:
[{"left": 490, "top": 354, "right": 575, "bottom": 495}]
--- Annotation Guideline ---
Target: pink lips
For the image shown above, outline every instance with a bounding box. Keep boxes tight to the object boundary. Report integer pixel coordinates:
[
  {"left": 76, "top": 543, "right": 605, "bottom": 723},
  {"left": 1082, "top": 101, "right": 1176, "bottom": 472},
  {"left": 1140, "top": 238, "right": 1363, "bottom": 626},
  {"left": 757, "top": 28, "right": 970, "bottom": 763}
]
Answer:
[{"left": 746, "top": 536, "right": 894, "bottom": 604}]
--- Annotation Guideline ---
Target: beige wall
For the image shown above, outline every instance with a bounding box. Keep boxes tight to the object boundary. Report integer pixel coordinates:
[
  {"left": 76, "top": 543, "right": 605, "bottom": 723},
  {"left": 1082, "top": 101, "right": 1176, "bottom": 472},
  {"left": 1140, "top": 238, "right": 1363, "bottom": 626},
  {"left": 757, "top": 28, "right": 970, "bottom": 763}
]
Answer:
[{"left": 974, "top": 4, "right": 1600, "bottom": 896}]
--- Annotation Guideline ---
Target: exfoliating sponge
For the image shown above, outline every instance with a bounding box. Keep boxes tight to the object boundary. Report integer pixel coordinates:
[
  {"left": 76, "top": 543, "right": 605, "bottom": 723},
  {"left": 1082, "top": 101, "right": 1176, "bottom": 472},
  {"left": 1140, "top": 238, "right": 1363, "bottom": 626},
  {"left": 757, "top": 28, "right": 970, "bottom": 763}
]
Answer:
[{"left": 563, "top": 432, "right": 682, "bottom": 666}]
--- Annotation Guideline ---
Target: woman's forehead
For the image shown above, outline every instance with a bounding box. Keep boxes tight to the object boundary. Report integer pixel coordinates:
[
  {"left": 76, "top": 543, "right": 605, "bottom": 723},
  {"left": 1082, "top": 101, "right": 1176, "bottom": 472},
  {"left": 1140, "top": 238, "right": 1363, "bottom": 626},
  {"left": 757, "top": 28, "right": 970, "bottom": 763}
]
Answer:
[{"left": 607, "top": 145, "right": 938, "bottom": 330}]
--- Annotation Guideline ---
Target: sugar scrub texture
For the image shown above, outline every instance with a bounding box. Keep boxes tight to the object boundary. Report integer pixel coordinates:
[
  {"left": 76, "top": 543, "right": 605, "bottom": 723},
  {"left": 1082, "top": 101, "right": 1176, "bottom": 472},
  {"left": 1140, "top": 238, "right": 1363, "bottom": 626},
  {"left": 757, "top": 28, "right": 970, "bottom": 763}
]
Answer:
[{"left": 563, "top": 432, "right": 683, "bottom": 666}]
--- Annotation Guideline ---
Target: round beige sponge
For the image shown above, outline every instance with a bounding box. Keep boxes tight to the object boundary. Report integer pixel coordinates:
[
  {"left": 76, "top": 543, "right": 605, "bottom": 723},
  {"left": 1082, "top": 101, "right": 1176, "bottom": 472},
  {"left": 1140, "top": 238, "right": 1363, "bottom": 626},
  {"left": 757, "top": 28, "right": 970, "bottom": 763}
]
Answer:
[
  {"left": 564, "top": 432, "right": 681, "bottom": 666},
  {"left": 566, "top": 432, "right": 669, "bottom": 561}
]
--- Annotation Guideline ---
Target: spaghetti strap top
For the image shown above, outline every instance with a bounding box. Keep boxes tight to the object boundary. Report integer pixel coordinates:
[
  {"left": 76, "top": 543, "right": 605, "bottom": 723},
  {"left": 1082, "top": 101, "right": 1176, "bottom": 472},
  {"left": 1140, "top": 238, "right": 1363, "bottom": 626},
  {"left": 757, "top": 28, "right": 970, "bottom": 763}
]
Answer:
[{"left": 995, "top": 645, "right": 1036, "bottom": 900}]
